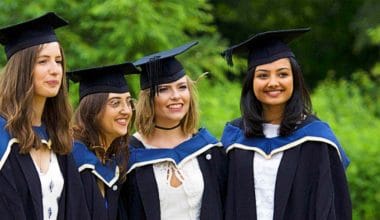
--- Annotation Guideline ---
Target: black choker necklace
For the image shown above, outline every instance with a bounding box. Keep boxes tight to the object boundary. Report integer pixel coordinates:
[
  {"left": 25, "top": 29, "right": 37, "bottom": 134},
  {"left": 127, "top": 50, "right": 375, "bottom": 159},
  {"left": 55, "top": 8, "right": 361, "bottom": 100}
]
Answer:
[{"left": 155, "top": 123, "right": 181, "bottom": 130}]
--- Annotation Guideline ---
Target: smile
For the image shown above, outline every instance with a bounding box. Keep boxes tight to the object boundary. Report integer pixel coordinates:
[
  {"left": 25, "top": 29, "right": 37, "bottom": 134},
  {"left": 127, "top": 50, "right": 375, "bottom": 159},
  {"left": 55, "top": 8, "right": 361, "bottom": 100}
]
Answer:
[
  {"left": 116, "top": 118, "right": 128, "bottom": 126},
  {"left": 167, "top": 103, "right": 183, "bottom": 109},
  {"left": 265, "top": 90, "right": 283, "bottom": 97}
]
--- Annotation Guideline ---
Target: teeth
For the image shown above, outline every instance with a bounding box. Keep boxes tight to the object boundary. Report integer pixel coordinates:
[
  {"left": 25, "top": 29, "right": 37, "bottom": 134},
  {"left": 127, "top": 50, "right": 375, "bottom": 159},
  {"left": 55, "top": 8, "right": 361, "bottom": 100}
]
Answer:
[
  {"left": 117, "top": 119, "right": 127, "bottom": 124},
  {"left": 168, "top": 104, "right": 182, "bottom": 108}
]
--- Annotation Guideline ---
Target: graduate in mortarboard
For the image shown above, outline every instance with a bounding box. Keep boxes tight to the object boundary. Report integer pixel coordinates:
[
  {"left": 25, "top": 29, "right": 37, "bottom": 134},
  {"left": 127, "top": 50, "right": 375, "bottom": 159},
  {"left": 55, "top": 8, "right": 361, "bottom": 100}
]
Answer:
[
  {"left": 120, "top": 42, "right": 226, "bottom": 220},
  {"left": 221, "top": 28, "right": 352, "bottom": 220},
  {"left": 0, "top": 12, "right": 90, "bottom": 219},
  {"left": 68, "top": 63, "right": 139, "bottom": 220}
]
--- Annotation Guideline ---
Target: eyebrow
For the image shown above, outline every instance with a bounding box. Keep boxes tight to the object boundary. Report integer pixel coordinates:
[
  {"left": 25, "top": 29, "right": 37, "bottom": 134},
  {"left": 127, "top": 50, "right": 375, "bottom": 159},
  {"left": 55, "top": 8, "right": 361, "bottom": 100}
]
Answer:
[
  {"left": 255, "top": 67, "right": 290, "bottom": 72},
  {"left": 37, "top": 55, "right": 62, "bottom": 59},
  {"left": 108, "top": 95, "right": 131, "bottom": 100}
]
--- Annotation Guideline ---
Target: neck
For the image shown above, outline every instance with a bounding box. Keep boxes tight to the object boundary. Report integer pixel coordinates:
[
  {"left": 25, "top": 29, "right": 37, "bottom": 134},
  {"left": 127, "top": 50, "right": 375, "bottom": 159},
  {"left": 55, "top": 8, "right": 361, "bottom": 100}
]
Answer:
[
  {"left": 144, "top": 126, "right": 189, "bottom": 149},
  {"left": 32, "top": 96, "right": 46, "bottom": 126},
  {"left": 155, "top": 122, "right": 181, "bottom": 130},
  {"left": 100, "top": 136, "right": 114, "bottom": 152},
  {"left": 263, "top": 105, "right": 284, "bottom": 124}
]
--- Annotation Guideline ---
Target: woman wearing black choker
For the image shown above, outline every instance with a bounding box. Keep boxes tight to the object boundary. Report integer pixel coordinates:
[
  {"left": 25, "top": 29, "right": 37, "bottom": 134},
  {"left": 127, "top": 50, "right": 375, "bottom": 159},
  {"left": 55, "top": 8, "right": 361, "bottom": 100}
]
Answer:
[{"left": 120, "top": 42, "right": 226, "bottom": 220}]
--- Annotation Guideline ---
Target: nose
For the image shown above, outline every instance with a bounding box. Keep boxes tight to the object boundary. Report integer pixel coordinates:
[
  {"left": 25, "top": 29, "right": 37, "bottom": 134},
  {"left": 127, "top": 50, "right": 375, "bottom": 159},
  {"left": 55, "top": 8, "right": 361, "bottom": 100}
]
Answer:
[
  {"left": 267, "top": 75, "right": 279, "bottom": 88},
  {"left": 120, "top": 101, "right": 132, "bottom": 115},
  {"left": 49, "top": 61, "right": 62, "bottom": 76},
  {"left": 170, "top": 89, "right": 180, "bottom": 100}
]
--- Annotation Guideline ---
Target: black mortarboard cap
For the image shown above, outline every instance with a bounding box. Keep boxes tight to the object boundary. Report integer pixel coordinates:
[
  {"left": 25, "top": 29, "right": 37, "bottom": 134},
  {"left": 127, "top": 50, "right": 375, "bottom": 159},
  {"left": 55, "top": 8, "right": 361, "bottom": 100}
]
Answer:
[
  {"left": 68, "top": 63, "right": 139, "bottom": 100},
  {"left": 0, "top": 12, "right": 68, "bottom": 60},
  {"left": 133, "top": 41, "right": 198, "bottom": 97},
  {"left": 221, "top": 28, "right": 310, "bottom": 70}
]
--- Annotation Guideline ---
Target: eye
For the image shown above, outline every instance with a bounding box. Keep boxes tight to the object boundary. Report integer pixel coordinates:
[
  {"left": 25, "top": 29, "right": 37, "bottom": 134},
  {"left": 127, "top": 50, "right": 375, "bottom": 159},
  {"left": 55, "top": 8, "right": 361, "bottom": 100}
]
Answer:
[
  {"left": 37, "top": 59, "right": 47, "bottom": 64},
  {"left": 158, "top": 87, "right": 168, "bottom": 93},
  {"left": 255, "top": 73, "right": 268, "bottom": 79},
  {"left": 179, "top": 84, "right": 187, "bottom": 90},
  {"left": 278, "top": 72, "right": 289, "bottom": 78},
  {"left": 56, "top": 60, "right": 63, "bottom": 65},
  {"left": 108, "top": 99, "right": 120, "bottom": 108}
]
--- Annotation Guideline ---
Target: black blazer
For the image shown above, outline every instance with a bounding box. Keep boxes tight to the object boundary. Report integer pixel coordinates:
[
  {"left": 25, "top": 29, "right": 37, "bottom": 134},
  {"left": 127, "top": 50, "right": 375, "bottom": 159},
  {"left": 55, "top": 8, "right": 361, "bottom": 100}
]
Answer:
[
  {"left": 0, "top": 144, "right": 90, "bottom": 220},
  {"left": 223, "top": 120, "right": 352, "bottom": 220},
  {"left": 120, "top": 137, "right": 226, "bottom": 220}
]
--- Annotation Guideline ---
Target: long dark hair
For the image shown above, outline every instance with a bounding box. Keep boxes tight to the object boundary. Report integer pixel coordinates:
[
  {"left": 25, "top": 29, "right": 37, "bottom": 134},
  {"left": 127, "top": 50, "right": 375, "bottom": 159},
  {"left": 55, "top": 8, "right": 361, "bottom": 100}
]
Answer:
[
  {"left": 240, "top": 57, "right": 312, "bottom": 137},
  {"left": 0, "top": 43, "right": 72, "bottom": 154},
  {"left": 72, "top": 93, "right": 135, "bottom": 182}
]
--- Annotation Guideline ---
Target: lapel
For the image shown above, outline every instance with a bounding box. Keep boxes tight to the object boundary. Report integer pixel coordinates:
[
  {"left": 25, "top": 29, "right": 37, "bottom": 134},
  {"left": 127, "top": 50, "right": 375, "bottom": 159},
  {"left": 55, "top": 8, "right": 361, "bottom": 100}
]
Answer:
[
  {"left": 233, "top": 149, "right": 257, "bottom": 219},
  {"left": 15, "top": 149, "right": 43, "bottom": 220},
  {"left": 135, "top": 165, "right": 160, "bottom": 220},
  {"left": 273, "top": 146, "right": 300, "bottom": 220},
  {"left": 56, "top": 154, "right": 67, "bottom": 220}
]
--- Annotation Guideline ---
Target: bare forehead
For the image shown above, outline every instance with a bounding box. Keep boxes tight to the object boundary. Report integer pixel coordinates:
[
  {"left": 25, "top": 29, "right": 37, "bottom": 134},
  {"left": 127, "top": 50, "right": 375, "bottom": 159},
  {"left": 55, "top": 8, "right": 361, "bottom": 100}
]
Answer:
[
  {"left": 159, "top": 75, "right": 188, "bottom": 86},
  {"left": 255, "top": 58, "right": 291, "bottom": 71},
  {"left": 37, "top": 42, "right": 61, "bottom": 56},
  {"left": 108, "top": 92, "right": 131, "bottom": 99}
]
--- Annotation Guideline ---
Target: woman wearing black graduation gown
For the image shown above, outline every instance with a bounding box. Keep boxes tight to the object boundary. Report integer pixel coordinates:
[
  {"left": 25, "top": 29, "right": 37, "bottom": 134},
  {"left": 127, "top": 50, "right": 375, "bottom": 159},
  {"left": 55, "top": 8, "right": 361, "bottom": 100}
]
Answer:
[
  {"left": 220, "top": 28, "right": 352, "bottom": 220},
  {"left": 120, "top": 42, "right": 226, "bottom": 220},
  {"left": 69, "top": 63, "right": 139, "bottom": 220},
  {"left": 0, "top": 12, "right": 90, "bottom": 220}
]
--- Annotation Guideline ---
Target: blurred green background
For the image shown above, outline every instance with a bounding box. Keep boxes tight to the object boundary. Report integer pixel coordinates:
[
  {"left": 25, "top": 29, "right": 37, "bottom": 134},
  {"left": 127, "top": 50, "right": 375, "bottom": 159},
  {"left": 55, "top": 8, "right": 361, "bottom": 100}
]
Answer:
[{"left": 0, "top": 1, "right": 379, "bottom": 218}]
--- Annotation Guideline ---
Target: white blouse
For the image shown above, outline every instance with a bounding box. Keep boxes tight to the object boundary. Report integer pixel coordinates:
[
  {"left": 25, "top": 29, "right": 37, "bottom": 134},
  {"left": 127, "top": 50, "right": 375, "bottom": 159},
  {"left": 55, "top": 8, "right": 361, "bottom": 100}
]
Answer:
[
  {"left": 254, "top": 123, "right": 283, "bottom": 220},
  {"left": 33, "top": 152, "right": 64, "bottom": 220},
  {"left": 136, "top": 134, "right": 204, "bottom": 220}
]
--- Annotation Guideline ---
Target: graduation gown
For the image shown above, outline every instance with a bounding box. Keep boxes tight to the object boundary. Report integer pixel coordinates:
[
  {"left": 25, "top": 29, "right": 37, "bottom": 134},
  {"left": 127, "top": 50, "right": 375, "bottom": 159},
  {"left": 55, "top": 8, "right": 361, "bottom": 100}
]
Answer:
[
  {"left": 120, "top": 128, "right": 226, "bottom": 220},
  {"left": 0, "top": 117, "right": 90, "bottom": 220},
  {"left": 221, "top": 116, "right": 352, "bottom": 220},
  {"left": 72, "top": 141, "right": 124, "bottom": 220}
]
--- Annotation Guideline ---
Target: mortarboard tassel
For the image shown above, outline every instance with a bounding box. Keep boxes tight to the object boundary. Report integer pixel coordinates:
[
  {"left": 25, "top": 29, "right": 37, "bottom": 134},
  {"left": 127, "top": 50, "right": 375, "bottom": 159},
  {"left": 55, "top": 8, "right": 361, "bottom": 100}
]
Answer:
[{"left": 224, "top": 48, "right": 233, "bottom": 66}]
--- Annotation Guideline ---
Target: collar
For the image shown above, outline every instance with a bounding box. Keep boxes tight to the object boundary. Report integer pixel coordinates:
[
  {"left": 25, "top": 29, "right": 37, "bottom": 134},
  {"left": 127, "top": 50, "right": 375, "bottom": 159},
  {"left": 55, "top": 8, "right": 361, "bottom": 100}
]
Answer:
[
  {"left": 0, "top": 117, "right": 51, "bottom": 170},
  {"left": 72, "top": 141, "right": 119, "bottom": 187},
  {"left": 221, "top": 117, "right": 350, "bottom": 168},
  {"left": 127, "top": 128, "right": 221, "bottom": 174}
]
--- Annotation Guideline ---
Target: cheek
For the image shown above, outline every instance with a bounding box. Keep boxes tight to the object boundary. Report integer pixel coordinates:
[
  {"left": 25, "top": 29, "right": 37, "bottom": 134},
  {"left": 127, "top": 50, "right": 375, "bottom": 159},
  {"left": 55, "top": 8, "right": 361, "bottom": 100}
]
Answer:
[{"left": 252, "top": 81, "right": 261, "bottom": 96}]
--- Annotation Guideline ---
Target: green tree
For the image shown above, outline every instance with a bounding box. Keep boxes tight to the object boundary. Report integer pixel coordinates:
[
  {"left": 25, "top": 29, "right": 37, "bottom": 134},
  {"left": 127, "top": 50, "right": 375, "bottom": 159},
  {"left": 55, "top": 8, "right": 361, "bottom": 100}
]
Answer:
[
  {"left": 209, "top": 0, "right": 380, "bottom": 88},
  {"left": 0, "top": 0, "right": 235, "bottom": 107}
]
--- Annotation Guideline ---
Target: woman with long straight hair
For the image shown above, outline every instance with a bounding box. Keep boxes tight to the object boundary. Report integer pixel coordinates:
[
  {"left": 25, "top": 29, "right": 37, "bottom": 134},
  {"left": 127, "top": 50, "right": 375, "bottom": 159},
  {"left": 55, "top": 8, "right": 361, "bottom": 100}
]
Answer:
[
  {"left": 0, "top": 12, "right": 89, "bottom": 219},
  {"left": 221, "top": 28, "right": 351, "bottom": 220}
]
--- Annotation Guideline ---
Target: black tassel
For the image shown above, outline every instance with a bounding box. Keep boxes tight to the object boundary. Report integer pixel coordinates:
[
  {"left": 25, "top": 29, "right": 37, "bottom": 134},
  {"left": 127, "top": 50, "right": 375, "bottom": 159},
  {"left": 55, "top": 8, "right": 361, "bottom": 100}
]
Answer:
[{"left": 224, "top": 48, "right": 233, "bottom": 66}]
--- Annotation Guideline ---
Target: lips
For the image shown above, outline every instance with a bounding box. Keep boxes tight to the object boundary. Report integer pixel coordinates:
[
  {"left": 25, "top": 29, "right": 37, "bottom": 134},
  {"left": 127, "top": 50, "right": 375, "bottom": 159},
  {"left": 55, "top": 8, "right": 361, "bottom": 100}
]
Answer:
[
  {"left": 116, "top": 118, "right": 128, "bottom": 126},
  {"left": 167, "top": 103, "right": 183, "bottom": 110},
  {"left": 46, "top": 80, "right": 60, "bottom": 87},
  {"left": 265, "top": 90, "right": 283, "bottom": 97}
]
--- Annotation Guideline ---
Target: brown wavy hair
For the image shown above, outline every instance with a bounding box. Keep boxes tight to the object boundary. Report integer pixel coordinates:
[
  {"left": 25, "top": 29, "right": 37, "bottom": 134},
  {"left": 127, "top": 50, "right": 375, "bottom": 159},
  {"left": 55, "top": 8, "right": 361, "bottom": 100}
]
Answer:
[
  {"left": 135, "top": 75, "right": 199, "bottom": 137},
  {"left": 0, "top": 43, "right": 73, "bottom": 154},
  {"left": 72, "top": 93, "right": 135, "bottom": 182}
]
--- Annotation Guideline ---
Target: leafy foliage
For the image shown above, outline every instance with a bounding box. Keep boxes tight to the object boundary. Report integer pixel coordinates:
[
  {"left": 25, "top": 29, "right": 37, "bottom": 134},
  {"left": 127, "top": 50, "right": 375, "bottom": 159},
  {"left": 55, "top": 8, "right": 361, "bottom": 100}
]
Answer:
[
  {"left": 210, "top": 0, "right": 380, "bottom": 88},
  {"left": 312, "top": 74, "right": 380, "bottom": 219},
  {"left": 0, "top": 1, "right": 379, "bottom": 218}
]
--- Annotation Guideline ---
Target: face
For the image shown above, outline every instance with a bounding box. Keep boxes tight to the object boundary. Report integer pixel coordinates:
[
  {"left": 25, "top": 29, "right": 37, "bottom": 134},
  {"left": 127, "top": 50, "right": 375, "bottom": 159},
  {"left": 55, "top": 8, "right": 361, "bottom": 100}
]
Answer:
[
  {"left": 253, "top": 58, "right": 293, "bottom": 111},
  {"left": 154, "top": 76, "right": 190, "bottom": 127},
  {"left": 33, "top": 42, "right": 63, "bottom": 100},
  {"left": 98, "top": 92, "right": 133, "bottom": 145}
]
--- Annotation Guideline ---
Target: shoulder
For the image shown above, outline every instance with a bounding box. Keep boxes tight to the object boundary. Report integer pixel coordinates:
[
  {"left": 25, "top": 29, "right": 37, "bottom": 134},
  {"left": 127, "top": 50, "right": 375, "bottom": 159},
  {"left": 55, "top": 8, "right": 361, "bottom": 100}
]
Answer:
[
  {"left": 0, "top": 116, "right": 16, "bottom": 170},
  {"left": 295, "top": 115, "right": 350, "bottom": 168},
  {"left": 221, "top": 118, "right": 244, "bottom": 147},
  {"left": 194, "top": 128, "right": 220, "bottom": 145},
  {"left": 71, "top": 140, "right": 98, "bottom": 169}
]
